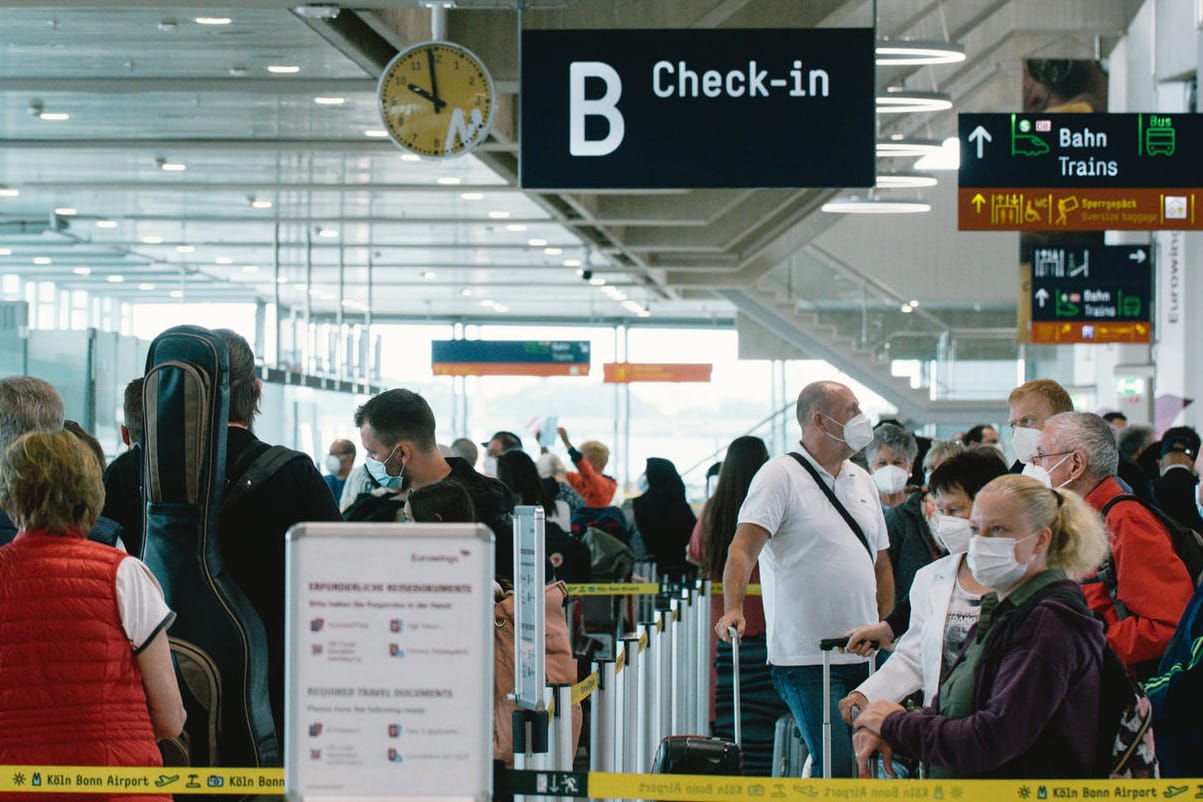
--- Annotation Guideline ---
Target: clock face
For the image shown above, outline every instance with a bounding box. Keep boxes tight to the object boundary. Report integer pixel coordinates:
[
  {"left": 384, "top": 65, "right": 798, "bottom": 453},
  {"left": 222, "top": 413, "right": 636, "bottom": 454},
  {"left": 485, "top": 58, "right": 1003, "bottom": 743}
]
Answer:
[{"left": 377, "top": 41, "right": 495, "bottom": 159}]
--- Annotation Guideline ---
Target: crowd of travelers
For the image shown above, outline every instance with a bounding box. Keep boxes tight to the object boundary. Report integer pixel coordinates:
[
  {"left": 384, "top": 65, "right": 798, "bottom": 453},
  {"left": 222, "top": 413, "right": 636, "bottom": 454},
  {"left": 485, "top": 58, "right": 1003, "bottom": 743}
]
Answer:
[{"left": 0, "top": 325, "right": 1200, "bottom": 784}]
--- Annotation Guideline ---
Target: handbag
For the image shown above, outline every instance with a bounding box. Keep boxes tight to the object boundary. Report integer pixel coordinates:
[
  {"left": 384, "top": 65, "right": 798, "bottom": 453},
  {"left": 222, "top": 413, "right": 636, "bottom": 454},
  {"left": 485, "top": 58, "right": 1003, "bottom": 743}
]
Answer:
[{"left": 492, "top": 581, "right": 582, "bottom": 766}]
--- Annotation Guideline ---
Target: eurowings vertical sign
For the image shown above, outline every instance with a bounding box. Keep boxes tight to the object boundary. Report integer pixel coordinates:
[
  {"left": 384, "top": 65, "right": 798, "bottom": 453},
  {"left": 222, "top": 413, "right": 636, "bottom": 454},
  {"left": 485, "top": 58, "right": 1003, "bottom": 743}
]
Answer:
[{"left": 520, "top": 28, "right": 875, "bottom": 189}]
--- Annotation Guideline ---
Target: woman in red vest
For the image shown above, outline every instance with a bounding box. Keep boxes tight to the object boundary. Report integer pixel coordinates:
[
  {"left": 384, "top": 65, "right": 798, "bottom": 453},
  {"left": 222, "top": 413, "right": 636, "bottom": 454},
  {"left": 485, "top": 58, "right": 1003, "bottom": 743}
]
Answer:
[{"left": 0, "top": 430, "right": 184, "bottom": 799}]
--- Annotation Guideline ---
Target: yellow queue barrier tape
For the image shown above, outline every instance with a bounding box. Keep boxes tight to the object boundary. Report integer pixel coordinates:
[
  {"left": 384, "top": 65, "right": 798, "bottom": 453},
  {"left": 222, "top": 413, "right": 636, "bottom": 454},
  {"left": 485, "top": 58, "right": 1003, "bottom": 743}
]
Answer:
[
  {"left": 570, "top": 671, "right": 599, "bottom": 704},
  {"left": 0, "top": 766, "right": 284, "bottom": 794},
  {"left": 505, "top": 769, "right": 1203, "bottom": 802},
  {"left": 562, "top": 583, "right": 761, "bottom": 596}
]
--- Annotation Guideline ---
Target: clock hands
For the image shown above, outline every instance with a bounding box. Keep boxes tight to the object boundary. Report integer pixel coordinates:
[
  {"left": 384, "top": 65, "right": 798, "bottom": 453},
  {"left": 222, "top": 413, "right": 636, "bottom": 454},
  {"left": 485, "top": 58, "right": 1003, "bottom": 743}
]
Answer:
[
  {"left": 426, "top": 48, "right": 443, "bottom": 113},
  {"left": 407, "top": 82, "right": 446, "bottom": 112}
]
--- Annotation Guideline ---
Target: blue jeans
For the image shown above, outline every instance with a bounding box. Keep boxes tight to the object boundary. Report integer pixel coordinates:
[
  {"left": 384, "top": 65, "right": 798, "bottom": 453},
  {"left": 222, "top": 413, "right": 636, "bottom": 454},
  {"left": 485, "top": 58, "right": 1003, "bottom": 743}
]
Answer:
[{"left": 771, "top": 662, "right": 869, "bottom": 778}]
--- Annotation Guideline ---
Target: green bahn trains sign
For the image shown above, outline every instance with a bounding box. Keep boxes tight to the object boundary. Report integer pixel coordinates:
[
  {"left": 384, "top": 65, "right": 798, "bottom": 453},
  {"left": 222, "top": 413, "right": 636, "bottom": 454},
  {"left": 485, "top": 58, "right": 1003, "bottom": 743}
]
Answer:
[{"left": 958, "top": 112, "right": 1203, "bottom": 230}]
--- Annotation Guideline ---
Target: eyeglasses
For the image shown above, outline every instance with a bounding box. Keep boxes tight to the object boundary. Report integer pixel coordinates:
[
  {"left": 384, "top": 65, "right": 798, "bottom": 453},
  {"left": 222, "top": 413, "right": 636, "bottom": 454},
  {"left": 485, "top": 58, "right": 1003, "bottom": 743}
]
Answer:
[{"left": 1031, "top": 449, "right": 1073, "bottom": 466}]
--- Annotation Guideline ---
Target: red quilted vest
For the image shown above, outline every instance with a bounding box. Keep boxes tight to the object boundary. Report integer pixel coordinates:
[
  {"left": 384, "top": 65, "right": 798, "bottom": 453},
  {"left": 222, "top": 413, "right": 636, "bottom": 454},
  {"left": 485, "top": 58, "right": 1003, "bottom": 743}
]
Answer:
[{"left": 0, "top": 532, "right": 166, "bottom": 801}]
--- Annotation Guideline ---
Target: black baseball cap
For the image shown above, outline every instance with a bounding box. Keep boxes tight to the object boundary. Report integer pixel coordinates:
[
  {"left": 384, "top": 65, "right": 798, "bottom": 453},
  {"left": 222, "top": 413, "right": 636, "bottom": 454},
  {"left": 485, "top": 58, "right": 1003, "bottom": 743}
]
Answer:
[
  {"left": 481, "top": 430, "right": 523, "bottom": 450},
  {"left": 1160, "top": 426, "right": 1201, "bottom": 459}
]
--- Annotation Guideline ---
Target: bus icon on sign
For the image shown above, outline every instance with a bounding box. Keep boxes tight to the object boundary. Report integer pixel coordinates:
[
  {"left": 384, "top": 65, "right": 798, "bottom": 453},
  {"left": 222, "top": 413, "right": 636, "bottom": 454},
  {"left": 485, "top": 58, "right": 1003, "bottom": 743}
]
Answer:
[{"left": 1144, "top": 114, "right": 1176, "bottom": 156}]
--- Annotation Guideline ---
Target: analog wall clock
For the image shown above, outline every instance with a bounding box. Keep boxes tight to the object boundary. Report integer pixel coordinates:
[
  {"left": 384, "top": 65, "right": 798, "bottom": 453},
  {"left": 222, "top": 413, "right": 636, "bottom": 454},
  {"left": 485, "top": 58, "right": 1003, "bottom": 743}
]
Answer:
[{"left": 377, "top": 41, "right": 495, "bottom": 159}]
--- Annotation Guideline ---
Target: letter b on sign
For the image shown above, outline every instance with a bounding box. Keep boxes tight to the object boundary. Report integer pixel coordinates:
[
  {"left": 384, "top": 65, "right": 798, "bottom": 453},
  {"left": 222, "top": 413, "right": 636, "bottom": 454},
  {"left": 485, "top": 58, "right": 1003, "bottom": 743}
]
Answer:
[{"left": 569, "top": 61, "right": 624, "bottom": 157}]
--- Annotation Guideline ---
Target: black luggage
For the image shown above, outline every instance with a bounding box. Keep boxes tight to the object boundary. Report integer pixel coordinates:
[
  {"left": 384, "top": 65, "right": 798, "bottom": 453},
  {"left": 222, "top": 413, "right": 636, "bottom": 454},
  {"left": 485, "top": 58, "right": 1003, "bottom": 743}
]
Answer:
[
  {"left": 651, "top": 627, "right": 743, "bottom": 775},
  {"left": 141, "top": 325, "right": 281, "bottom": 772}
]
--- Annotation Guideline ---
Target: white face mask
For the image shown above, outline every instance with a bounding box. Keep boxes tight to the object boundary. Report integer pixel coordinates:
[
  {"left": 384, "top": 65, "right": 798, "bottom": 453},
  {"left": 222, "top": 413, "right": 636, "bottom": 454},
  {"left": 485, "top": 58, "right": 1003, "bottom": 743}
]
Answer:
[
  {"left": 935, "top": 515, "right": 973, "bottom": 555},
  {"left": 482, "top": 455, "right": 498, "bottom": 476},
  {"left": 1011, "top": 426, "right": 1042, "bottom": 464},
  {"left": 1196, "top": 488, "right": 1203, "bottom": 525},
  {"left": 1020, "top": 453, "right": 1072, "bottom": 489},
  {"left": 365, "top": 444, "right": 403, "bottom": 489},
  {"left": 323, "top": 454, "right": 342, "bottom": 474},
  {"left": 873, "top": 464, "right": 910, "bottom": 495},
  {"left": 968, "top": 532, "right": 1039, "bottom": 591},
  {"left": 823, "top": 412, "right": 874, "bottom": 452}
]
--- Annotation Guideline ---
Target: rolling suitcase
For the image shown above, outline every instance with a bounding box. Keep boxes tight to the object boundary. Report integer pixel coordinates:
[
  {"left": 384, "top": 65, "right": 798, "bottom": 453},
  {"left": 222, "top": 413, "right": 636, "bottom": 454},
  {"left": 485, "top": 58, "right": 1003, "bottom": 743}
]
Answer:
[
  {"left": 651, "top": 627, "right": 743, "bottom": 775},
  {"left": 819, "top": 636, "right": 875, "bottom": 779},
  {"left": 771, "top": 713, "right": 808, "bottom": 777}
]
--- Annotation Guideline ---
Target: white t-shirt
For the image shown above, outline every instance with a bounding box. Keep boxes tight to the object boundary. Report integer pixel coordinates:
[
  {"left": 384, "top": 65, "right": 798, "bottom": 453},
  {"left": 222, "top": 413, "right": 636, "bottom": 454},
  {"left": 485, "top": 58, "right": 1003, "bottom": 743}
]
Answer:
[
  {"left": 941, "top": 575, "right": 982, "bottom": 672},
  {"left": 738, "top": 449, "right": 888, "bottom": 666},
  {"left": 115, "top": 557, "right": 176, "bottom": 653}
]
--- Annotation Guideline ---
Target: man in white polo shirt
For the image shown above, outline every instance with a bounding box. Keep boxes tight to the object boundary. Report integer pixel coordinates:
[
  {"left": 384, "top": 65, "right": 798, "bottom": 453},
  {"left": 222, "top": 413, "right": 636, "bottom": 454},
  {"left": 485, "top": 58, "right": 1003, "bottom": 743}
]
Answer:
[{"left": 717, "top": 380, "right": 893, "bottom": 777}]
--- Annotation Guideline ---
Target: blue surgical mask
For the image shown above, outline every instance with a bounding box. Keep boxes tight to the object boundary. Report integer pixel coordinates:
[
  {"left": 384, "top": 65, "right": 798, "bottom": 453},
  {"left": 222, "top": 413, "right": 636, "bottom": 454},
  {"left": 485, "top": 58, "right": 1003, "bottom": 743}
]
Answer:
[
  {"left": 637, "top": 473, "right": 649, "bottom": 493},
  {"left": 365, "top": 444, "right": 403, "bottom": 489}
]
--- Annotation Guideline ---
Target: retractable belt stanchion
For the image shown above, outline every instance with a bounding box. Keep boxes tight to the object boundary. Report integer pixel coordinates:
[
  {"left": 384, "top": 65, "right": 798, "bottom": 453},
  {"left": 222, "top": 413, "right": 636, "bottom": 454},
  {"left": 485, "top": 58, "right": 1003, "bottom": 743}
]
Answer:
[
  {"left": 696, "top": 579, "right": 711, "bottom": 734},
  {"left": 640, "top": 620, "right": 659, "bottom": 774},
  {"left": 550, "top": 684, "right": 573, "bottom": 772},
  {"left": 672, "top": 587, "right": 690, "bottom": 735},
  {"left": 589, "top": 659, "right": 618, "bottom": 775},
  {"left": 621, "top": 636, "right": 642, "bottom": 773},
  {"left": 659, "top": 599, "right": 676, "bottom": 743}
]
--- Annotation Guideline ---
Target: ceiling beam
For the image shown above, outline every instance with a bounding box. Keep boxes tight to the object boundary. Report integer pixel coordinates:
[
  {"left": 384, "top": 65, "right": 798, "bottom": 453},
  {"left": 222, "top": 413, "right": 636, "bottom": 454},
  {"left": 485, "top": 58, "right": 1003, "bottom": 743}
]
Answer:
[{"left": 0, "top": 138, "right": 518, "bottom": 153}]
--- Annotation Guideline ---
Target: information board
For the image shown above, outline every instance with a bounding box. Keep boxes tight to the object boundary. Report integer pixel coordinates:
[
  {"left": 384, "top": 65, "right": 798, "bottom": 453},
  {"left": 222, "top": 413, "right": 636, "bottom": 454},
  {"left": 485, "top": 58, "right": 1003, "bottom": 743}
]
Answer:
[
  {"left": 959, "top": 112, "right": 1203, "bottom": 230},
  {"left": 1027, "top": 244, "right": 1153, "bottom": 344},
  {"left": 521, "top": 28, "right": 875, "bottom": 189},
  {"left": 512, "top": 506, "right": 545, "bottom": 712},
  {"left": 602, "top": 363, "right": 713, "bottom": 383},
  {"left": 431, "top": 340, "right": 590, "bottom": 377},
  {"left": 285, "top": 522, "right": 494, "bottom": 802}
]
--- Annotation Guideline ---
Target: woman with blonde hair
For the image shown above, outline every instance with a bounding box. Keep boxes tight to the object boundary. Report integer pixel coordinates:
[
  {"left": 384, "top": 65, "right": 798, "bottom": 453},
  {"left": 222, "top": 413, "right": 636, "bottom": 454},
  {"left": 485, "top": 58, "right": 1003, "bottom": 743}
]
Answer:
[
  {"left": 0, "top": 430, "right": 184, "bottom": 794},
  {"left": 851, "top": 474, "right": 1109, "bottom": 778}
]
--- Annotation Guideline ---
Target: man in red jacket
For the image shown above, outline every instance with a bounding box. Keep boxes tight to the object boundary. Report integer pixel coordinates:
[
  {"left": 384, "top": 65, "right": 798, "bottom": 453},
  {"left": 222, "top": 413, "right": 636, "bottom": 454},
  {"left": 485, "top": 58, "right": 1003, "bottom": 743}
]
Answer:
[
  {"left": 1036, "top": 411, "right": 1194, "bottom": 677},
  {"left": 556, "top": 426, "right": 617, "bottom": 507}
]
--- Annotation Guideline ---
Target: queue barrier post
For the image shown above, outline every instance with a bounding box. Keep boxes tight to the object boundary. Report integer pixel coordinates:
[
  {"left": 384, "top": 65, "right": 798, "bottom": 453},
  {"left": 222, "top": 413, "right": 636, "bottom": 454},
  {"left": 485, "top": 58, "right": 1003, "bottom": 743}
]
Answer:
[
  {"left": 589, "top": 659, "right": 618, "bottom": 776},
  {"left": 672, "top": 587, "right": 690, "bottom": 735},
  {"left": 620, "top": 636, "right": 643, "bottom": 774},
  {"left": 639, "top": 620, "right": 659, "bottom": 774},
  {"left": 658, "top": 600, "right": 676, "bottom": 744},
  {"left": 696, "top": 579, "right": 711, "bottom": 734},
  {"left": 549, "top": 684, "right": 573, "bottom": 773}
]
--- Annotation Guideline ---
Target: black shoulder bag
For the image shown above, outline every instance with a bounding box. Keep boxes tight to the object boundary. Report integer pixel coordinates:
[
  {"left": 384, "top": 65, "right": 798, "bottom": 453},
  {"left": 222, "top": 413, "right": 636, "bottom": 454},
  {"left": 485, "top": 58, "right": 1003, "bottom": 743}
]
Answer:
[{"left": 787, "top": 452, "right": 874, "bottom": 559}]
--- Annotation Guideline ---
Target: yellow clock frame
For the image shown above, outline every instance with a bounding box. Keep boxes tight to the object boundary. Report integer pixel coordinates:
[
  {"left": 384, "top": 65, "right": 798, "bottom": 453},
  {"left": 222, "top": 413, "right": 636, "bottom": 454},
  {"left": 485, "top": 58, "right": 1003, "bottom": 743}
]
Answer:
[{"left": 377, "top": 41, "right": 495, "bottom": 159}]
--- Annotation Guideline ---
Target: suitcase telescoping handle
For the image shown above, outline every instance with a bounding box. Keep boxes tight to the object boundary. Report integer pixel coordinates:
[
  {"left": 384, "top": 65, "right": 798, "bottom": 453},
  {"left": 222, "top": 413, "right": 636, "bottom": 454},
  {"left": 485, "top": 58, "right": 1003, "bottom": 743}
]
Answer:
[
  {"left": 728, "top": 626, "right": 741, "bottom": 747},
  {"left": 818, "top": 636, "right": 877, "bottom": 777}
]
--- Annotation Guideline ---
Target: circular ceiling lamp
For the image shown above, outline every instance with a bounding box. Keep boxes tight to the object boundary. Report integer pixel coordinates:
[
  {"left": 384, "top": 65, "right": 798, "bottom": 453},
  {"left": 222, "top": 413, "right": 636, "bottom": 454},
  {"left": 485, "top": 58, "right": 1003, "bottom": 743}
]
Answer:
[
  {"left": 874, "top": 172, "right": 939, "bottom": 189},
  {"left": 876, "top": 89, "right": 954, "bottom": 113},
  {"left": 821, "top": 196, "right": 932, "bottom": 214},
  {"left": 876, "top": 40, "right": 966, "bottom": 66},
  {"left": 875, "top": 137, "right": 943, "bottom": 158}
]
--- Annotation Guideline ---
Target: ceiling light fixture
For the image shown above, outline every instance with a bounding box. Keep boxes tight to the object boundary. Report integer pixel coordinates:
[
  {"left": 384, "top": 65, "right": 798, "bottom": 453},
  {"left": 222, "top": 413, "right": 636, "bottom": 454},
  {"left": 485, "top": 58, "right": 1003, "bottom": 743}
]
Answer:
[
  {"left": 0, "top": 187, "right": 18, "bottom": 197},
  {"left": 436, "top": 177, "right": 462, "bottom": 185},
  {"left": 293, "top": 4, "right": 341, "bottom": 20},
  {"left": 487, "top": 210, "right": 510, "bottom": 219},
  {"left": 249, "top": 198, "right": 273, "bottom": 209},
  {"left": 39, "top": 111, "right": 70, "bottom": 121},
  {"left": 138, "top": 283, "right": 156, "bottom": 291},
  {"left": 461, "top": 288, "right": 473, "bottom": 297},
  {"left": 421, "top": 271, "right": 436, "bottom": 280},
  {"left": 314, "top": 96, "right": 345, "bottom": 105},
  {"left": 875, "top": 138, "right": 944, "bottom": 158},
  {"left": 141, "top": 236, "right": 163, "bottom": 244},
  {"left": 506, "top": 224, "right": 527, "bottom": 232},
  {"left": 914, "top": 137, "right": 961, "bottom": 171},
  {"left": 72, "top": 267, "right": 91, "bottom": 275},
  {"left": 460, "top": 192, "right": 484, "bottom": 201},
  {"left": 241, "top": 265, "right": 259, "bottom": 273},
  {"left": 401, "top": 154, "right": 420, "bottom": 162},
  {"left": 563, "top": 258, "right": 582, "bottom": 267},
  {"left": 544, "top": 247, "right": 562, "bottom": 255},
  {"left": 364, "top": 129, "right": 388, "bottom": 138},
  {"left": 821, "top": 196, "right": 932, "bottom": 214},
  {"left": 215, "top": 257, "right": 233, "bottom": 264},
  {"left": 874, "top": 172, "right": 939, "bottom": 189},
  {"left": 528, "top": 238, "right": 548, "bottom": 247},
  {"left": 876, "top": 89, "right": 954, "bottom": 114},
  {"left": 876, "top": 39, "right": 966, "bottom": 66},
  {"left": 195, "top": 16, "right": 232, "bottom": 25},
  {"left": 317, "top": 228, "right": 339, "bottom": 238},
  {"left": 176, "top": 245, "right": 195, "bottom": 253},
  {"left": 0, "top": 248, "right": 11, "bottom": 256},
  {"left": 168, "top": 290, "right": 184, "bottom": 298},
  {"left": 106, "top": 275, "right": 125, "bottom": 284},
  {"left": 96, "top": 219, "right": 118, "bottom": 229},
  {"left": 157, "top": 158, "right": 186, "bottom": 172},
  {"left": 33, "top": 257, "right": 52, "bottom": 265},
  {"left": 55, "top": 207, "right": 77, "bottom": 216},
  {"left": 267, "top": 65, "right": 301, "bottom": 74}
]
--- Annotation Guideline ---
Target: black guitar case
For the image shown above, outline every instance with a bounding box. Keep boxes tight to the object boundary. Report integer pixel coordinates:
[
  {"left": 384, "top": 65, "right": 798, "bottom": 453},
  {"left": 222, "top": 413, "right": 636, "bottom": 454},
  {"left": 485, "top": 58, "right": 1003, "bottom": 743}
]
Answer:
[{"left": 140, "top": 325, "right": 281, "bottom": 771}]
